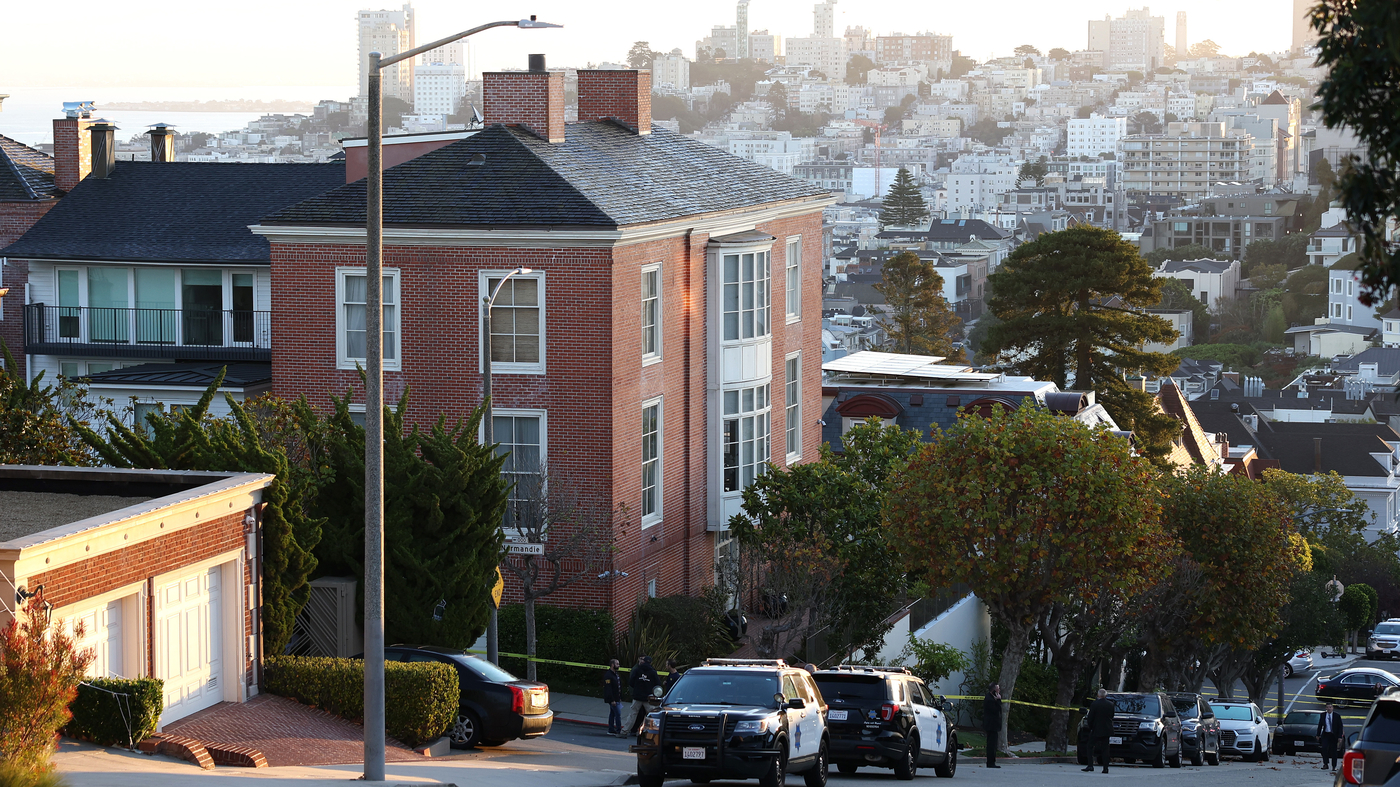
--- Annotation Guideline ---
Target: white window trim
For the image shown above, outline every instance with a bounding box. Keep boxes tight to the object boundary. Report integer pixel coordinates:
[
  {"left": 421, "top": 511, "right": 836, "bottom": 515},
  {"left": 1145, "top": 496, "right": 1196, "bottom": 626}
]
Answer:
[
  {"left": 785, "top": 235, "right": 802, "bottom": 324},
  {"left": 641, "top": 396, "right": 664, "bottom": 529},
  {"left": 785, "top": 352, "right": 802, "bottom": 462},
  {"left": 479, "top": 269, "right": 546, "bottom": 376},
  {"left": 641, "top": 264, "right": 663, "bottom": 367},
  {"left": 336, "top": 266, "right": 402, "bottom": 372},
  {"left": 484, "top": 407, "right": 549, "bottom": 539}
]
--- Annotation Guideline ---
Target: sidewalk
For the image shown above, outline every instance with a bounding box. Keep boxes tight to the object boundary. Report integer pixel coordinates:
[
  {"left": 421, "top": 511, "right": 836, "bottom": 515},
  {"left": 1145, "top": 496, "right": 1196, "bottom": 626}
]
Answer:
[{"left": 549, "top": 693, "right": 612, "bottom": 728}]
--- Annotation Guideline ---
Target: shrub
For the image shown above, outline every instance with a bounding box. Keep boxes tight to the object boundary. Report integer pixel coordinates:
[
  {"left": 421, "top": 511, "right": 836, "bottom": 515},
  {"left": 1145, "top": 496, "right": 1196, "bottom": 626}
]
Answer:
[
  {"left": 64, "top": 678, "right": 163, "bottom": 747},
  {"left": 498, "top": 604, "right": 613, "bottom": 694},
  {"left": 0, "top": 599, "right": 93, "bottom": 774},
  {"left": 637, "top": 589, "right": 736, "bottom": 669},
  {"left": 264, "top": 655, "right": 458, "bottom": 747},
  {"left": 0, "top": 760, "right": 69, "bottom": 787}
]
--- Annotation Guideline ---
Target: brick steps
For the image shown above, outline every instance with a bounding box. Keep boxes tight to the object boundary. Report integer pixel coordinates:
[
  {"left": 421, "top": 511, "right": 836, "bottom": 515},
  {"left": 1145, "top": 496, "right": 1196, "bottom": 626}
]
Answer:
[{"left": 137, "top": 732, "right": 268, "bottom": 769}]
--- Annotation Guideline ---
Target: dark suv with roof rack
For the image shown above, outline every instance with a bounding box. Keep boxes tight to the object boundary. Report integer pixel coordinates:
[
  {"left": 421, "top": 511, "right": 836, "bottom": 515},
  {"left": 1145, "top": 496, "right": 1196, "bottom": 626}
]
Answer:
[
  {"left": 812, "top": 665, "right": 956, "bottom": 780},
  {"left": 632, "top": 658, "right": 829, "bottom": 787}
]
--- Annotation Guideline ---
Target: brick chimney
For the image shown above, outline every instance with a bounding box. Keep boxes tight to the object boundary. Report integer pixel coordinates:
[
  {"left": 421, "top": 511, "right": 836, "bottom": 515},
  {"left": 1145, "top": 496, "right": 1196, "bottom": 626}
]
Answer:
[
  {"left": 53, "top": 102, "right": 95, "bottom": 192},
  {"left": 577, "top": 69, "right": 652, "bottom": 135},
  {"left": 482, "top": 54, "right": 565, "bottom": 143}
]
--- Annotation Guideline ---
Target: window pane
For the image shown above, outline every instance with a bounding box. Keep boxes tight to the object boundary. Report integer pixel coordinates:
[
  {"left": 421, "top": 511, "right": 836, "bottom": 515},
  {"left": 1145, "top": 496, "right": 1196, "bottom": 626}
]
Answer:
[
  {"left": 513, "top": 279, "right": 538, "bottom": 306},
  {"left": 58, "top": 270, "right": 79, "bottom": 308},
  {"left": 724, "top": 255, "right": 739, "bottom": 284}
]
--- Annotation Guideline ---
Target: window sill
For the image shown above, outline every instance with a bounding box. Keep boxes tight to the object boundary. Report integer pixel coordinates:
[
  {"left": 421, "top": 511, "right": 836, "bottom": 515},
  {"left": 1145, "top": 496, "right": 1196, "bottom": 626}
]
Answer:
[
  {"left": 642, "top": 354, "right": 663, "bottom": 368},
  {"left": 786, "top": 315, "right": 801, "bottom": 325},
  {"left": 485, "top": 363, "right": 546, "bottom": 375},
  {"left": 339, "top": 359, "right": 402, "bottom": 373},
  {"left": 641, "top": 515, "right": 662, "bottom": 530},
  {"left": 786, "top": 452, "right": 802, "bottom": 465}
]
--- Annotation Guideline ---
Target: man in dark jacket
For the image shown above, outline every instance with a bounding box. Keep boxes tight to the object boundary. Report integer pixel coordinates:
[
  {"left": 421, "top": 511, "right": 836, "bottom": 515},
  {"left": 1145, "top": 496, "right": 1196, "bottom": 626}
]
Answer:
[
  {"left": 984, "top": 684, "right": 1003, "bottom": 768},
  {"left": 1318, "top": 703, "right": 1345, "bottom": 771},
  {"left": 663, "top": 659, "right": 683, "bottom": 694},
  {"left": 1083, "top": 689, "right": 1115, "bottom": 773},
  {"left": 625, "top": 655, "right": 660, "bottom": 737},
  {"left": 603, "top": 659, "right": 623, "bottom": 736}
]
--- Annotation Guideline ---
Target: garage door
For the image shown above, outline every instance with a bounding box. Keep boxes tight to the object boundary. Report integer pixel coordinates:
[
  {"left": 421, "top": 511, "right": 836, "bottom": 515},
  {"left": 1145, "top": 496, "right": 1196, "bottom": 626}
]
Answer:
[
  {"left": 157, "top": 566, "right": 223, "bottom": 724},
  {"left": 69, "top": 600, "right": 122, "bottom": 678}
]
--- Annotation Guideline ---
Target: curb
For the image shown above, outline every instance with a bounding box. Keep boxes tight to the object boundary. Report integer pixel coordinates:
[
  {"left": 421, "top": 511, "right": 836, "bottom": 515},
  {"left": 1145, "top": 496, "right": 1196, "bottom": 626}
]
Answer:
[{"left": 555, "top": 715, "right": 612, "bottom": 729}]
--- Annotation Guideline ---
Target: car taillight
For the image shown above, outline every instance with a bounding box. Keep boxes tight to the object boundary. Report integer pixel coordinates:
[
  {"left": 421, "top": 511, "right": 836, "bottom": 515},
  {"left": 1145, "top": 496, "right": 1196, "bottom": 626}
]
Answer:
[
  {"left": 510, "top": 685, "right": 525, "bottom": 715},
  {"left": 1344, "top": 750, "right": 1365, "bottom": 785},
  {"left": 880, "top": 702, "right": 901, "bottom": 721}
]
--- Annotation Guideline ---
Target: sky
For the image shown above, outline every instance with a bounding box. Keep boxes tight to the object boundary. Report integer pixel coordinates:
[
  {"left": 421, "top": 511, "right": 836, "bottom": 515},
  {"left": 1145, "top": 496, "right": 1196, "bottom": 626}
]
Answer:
[{"left": 1, "top": 0, "right": 1298, "bottom": 95}]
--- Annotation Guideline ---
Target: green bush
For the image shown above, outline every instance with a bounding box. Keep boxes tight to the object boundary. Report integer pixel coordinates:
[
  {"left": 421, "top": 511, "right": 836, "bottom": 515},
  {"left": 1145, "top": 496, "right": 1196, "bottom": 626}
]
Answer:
[
  {"left": 65, "top": 678, "right": 162, "bottom": 747},
  {"left": 0, "top": 760, "right": 69, "bottom": 787},
  {"left": 637, "top": 589, "right": 736, "bottom": 669},
  {"left": 497, "top": 604, "right": 613, "bottom": 695},
  {"left": 264, "top": 655, "right": 458, "bottom": 747}
]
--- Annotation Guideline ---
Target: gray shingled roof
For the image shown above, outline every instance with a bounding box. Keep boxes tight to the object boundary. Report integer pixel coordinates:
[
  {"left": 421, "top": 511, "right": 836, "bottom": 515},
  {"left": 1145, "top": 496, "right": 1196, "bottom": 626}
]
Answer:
[
  {"left": 1, "top": 161, "right": 345, "bottom": 263},
  {"left": 264, "top": 123, "right": 830, "bottom": 229},
  {"left": 83, "top": 361, "right": 271, "bottom": 388},
  {"left": 1333, "top": 347, "right": 1400, "bottom": 376},
  {"left": 0, "top": 134, "right": 57, "bottom": 201}
]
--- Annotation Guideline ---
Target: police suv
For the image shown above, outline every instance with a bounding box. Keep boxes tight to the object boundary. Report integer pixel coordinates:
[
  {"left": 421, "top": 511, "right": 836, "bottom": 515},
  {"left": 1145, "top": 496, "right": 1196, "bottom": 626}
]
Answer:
[{"left": 632, "top": 658, "right": 829, "bottom": 787}]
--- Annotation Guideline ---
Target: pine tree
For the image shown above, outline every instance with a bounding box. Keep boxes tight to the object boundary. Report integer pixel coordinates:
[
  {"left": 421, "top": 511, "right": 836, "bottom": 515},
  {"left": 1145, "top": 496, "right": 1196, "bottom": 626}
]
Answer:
[
  {"left": 874, "top": 251, "right": 966, "bottom": 361},
  {"left": 878, "top": 168, "right": 929, "bottom": 229}
]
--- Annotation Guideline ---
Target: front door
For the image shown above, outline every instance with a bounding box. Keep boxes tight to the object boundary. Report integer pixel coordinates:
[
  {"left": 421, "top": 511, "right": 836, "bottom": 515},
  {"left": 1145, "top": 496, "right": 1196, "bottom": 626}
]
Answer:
[{"left": 156, "top": 566, "right": 223, "bottom": 724}]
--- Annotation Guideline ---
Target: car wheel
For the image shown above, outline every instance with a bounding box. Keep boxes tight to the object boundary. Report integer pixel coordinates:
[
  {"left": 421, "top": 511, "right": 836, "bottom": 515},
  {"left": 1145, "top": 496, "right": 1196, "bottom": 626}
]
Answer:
[
  {"left": 759, "top": 739, "right": 788, "bottom": 787},
  {"left": 1285, "top": 664, "right": 1294, "bottom": 678},
  {"left": 1207, "top": 745, "right": 1220, "bottom": 766},
  {"left": 1191, "top": 747, "right": 1203, "bottom": 767},
  {"left": 804, "top": 741, "right": 828, "bottom": 787},
  {"left": 637, "top": 776, "right": 664, "bottom": 787},
  {"left": 1257, "top": 740, "right": 1268, "bottom": 762},
  {"left": 1169, "top": 743, "right": 1182, "bottom": 769},
  {"left": 934, "top": 742, "right": 957, "bottom": 778},
  {"left": 893, "top": 734, "right": 917, "bottom": 780},
  {"left": 837, "top": 762, "right": 858, "bottom": 775},
  {"left": 448, "top": 710, "right": 483, "bottom": 749},
  {"left": 1152, "top": 743, "right": 1167, "bottom": 768}
]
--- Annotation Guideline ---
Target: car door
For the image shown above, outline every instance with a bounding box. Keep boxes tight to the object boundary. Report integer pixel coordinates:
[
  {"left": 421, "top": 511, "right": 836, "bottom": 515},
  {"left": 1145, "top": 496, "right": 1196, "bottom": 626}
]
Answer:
[
  {"left": 1160, "top": 694, "right": 1181, "bottom": 754},
  {"left": 1200, "top": 700, "right": 1219, "bottom": 753},
  {"left": 1341, "top": 672, "right": 1372, "bottom": 700},
  {"left": 796, "top": 673, "right": 825, "bottom": 762},
  {"left": 782, "top": 674, "right": 811, "bottom": 767},
  {"left": 910, "top": 681, "right": 946, "bottom": 758}
]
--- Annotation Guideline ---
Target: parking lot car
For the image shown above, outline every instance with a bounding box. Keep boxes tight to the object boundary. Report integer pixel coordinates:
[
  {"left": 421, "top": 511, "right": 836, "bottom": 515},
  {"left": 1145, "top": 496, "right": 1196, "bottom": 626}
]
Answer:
[
  {"left": 1336, "top": 688, "right": 1400, "bottom": 786},
  {"left": 812, "top": 665, "right": 956, "bottom": 780},
  {"left": 1287, "top": 650, "right": 1315, "bottom": 678},
  {"left": 632, "top": 658, "right": 829, "bottom": 787},
  {"left": 1169, "top": 693, "right": 1221, "bottom": 766},
  {"left": 382, "top": 645, "right": 552, "bottom": 748},
  {"left": 1074, "top": 693, "right": 1183, "bottom": 768},
  {"left": 1368, "top": 620, "right": 1400, "bottom": 661},
  {"left": 1212, "top": 701, "right": 1271, "bottom": 761},
  {"left": 1274, "top": 710, "right": 1323, "bottom": 756},
  {"left": 1318, "top": 669, "right": 1400, "bottom": 706}
]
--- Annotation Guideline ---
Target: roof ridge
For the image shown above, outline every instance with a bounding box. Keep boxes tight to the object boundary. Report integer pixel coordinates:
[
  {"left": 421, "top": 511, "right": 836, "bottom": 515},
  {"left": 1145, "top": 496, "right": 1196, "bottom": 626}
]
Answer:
[{"left": 501, "top": 126, "right": 622, "bottom": 223}]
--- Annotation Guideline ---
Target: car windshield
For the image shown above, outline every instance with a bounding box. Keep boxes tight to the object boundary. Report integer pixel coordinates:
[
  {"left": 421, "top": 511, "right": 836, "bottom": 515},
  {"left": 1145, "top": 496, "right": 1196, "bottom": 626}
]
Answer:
[
  {"left": 1376, "top": 623, "right": 1400, "bottom": 636},
  {"left": 667, "top": 672, "right": 781, "bottom": 707},
  {"left": 1172, "top": 699, "right": 1199, "bottom": 719},
  {"left": 813, "top": 676, "right": 886, "bottom": 701},
  {"left": 1284, "top": 711, "right": 1322, "bottom": 725},
  {"left": 1111, "top": 695, "right": 1160, "bottom": 716},
  {"left": 448, "top": 654, "right": 520, "bottom": 683},
  {"left": 1215, "top": 705, "right": 1255, "bottom": 721}
]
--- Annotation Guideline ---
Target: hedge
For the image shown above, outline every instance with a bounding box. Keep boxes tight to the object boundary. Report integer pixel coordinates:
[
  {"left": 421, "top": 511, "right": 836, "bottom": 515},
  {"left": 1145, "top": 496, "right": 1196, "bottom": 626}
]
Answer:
[
  {"left": 497, "top": 604, "right": 613, "bottom": 693},
  {"left": 264, "top": 655, "right": 459, "bottom": 747},
  {"left": 65, "top": 678, "right": 163, "bottom": 747}
]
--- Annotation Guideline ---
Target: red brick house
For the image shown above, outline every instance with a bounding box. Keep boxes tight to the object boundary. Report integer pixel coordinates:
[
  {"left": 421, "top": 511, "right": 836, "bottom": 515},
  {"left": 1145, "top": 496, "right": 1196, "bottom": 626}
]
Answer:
[{"left": 253, "top": 64, "right": 835, "bottom": 619}]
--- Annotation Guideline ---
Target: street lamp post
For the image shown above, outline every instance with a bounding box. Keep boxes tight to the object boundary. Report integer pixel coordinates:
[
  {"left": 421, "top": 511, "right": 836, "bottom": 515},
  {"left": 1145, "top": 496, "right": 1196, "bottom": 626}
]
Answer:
[
  {"left": 482, "top": 268, "right": 532, "bottom": 666},
  {"left": 363, "top": 16, "right": 558, "bottom": 782}
]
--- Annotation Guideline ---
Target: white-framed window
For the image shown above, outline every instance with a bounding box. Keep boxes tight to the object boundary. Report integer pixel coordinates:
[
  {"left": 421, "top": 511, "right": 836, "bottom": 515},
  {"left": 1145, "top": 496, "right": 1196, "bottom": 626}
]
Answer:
[
  {"left": 641, "top": 265, "right": 661, "bottom": 364},
  {"left": 492, "top": 408, "right": 546, "bottom": 534},
  {"left": 336, "top": 267, "right": 401, "bottom": 371},
  {"left": 1348, "top": 305, "right": 1354, "bottom": 321},
  {"left": 647, "top": 578, "right": 658, "bottom": 598},
  {"left": 785, "top": 237, "right": 802, "bottom": 322},
  {"left": 1333, "top": 302, "right": 1344, "bottom": 318},
  {"left": 1348, "top": 280, "right": 1354, "bottom": 297},
  {"left": 722, "top": 250, "right": 770, "bottom": 341},
  {"left": 641, "top": 397, "right": 663, "bottom": 527},
  {"left": 785, "top": 353, "right": 802, "bottom": 461},
  {"left": 481, "top": 270, "right": 545, "bottom": 375},
  {"left": 722, "top": 383, "right": 771, "bottom": 493}
]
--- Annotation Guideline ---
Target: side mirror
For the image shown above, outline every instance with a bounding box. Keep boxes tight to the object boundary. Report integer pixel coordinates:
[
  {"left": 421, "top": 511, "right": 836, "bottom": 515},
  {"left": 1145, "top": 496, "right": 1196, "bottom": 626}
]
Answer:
[
  {"left": 787, "top": 697, "right": 807, "bottom": 710},
  {"left": 936, "top": 695, "right": 948, "bottom": 711},
  {"left": 775, "top": 692, "right": 787, "bottom": 707}
]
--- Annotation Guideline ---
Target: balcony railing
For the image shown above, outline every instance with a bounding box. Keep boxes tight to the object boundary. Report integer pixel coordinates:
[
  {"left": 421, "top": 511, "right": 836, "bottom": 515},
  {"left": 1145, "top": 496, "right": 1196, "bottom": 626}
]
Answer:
[{"left": 24, "top": 305, "right": 272, "bottom": 362}]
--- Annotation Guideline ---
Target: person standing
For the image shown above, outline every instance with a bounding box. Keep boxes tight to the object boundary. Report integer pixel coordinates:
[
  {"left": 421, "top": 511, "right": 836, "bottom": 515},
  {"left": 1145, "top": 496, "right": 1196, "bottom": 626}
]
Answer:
[
  {"left": 603, "top": 659, "right": 624, "bottom": 737},
  {"left": 1318, "top": 703, "right": 1345, "bottom": 771},
  {"left": 1082, "top": 689, "right": 1114, "bottom": 774},
  {"left": 984, "top": 684, "right": 1003, "bottom": 769},
  {"left": 663, "top": 659, "right": 683, "bottom": 695},
  {"left": 625, "top": 654, "right": 659, "bottom": 737}
]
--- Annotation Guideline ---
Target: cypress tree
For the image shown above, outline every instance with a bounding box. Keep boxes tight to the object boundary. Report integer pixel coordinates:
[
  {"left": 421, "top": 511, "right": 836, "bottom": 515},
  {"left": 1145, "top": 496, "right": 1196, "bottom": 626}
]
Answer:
[
  {"left": 878, "top": 167, "right": 929, "bottom": 229},
  {"left": 874, "top": 251, "right": 966, "bottom": 361}
]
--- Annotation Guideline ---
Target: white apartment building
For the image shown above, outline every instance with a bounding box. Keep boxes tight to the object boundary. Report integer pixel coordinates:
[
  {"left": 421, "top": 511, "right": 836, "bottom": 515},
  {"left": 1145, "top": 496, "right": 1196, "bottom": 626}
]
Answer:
[
  {"left": 749, "top": 30, "right": 782, "bottom": 62},
  {"left": 1154, "top": 258, "right": 1240, "bottom": 308},
  {"left": 1121, "top": 122, "right": 1250, "bottom": 200},
  {"left": 1328, "top": 254, "right": 1383, "bottom": 332},
  {"left": 413, "top": 62, "right": 465, "bottom": 116},
  {"left": 1088, "top": 7, "right": 1166, "bottom": 73},
  {"left": 868, "top": 67, "right": 924, "bottom": 87},
  {"left": 722, "top": 131, "right": 812, "bottom": 176},
  {"left": 701, "top": 25, "right": 739, "bottom": 59},
  {"left": 786, "top": 36, "right": 846, "bottom": 82},
  {"left": 813, "top": 0, "right": 837, "bottom": 38},
  {"left": 925, "top": 81, "right": 969, "bottom": 102},
  {"left": 1222, "top": 114, "right": 1279, "bottom": 185},
  {"left": 1309, "top": 222, "right": 1358, "bottom": 268},
  {"left": 1066, "top": 113, "right": 1126, "bottom": 158},
  {"left": 653, "top": 52, "right": 691, "bottom": 91},
  {"left": 796, "top": 82, "right": 853, "bottom": 114},
  {"left": 945, "top": 154, "right": 1018, "bottom": 213},
  {"left": 420, "top": 41, "right": 463, "bottom": 66},
  {"left": 358, "top": 4, "right": 415, "bottom": 104}
]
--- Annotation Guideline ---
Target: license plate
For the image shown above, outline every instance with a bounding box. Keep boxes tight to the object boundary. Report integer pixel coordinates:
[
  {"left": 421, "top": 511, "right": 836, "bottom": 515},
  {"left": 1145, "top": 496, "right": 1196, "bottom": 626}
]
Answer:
[
  {"left": 1386, "top": 650, "right": 1392, "bottom": 654},
  {"left": 829, "top": 710, "right": 848, "bottom": 721},
  {"left": 1109, "top": 737, "right": 1123, "bottom": 745},
  {"left": 1295, "top": 740, "right": 1306, "bottom": 746},
  {"left": 683, "top": 747, "right": 706, "bottom": 760}
]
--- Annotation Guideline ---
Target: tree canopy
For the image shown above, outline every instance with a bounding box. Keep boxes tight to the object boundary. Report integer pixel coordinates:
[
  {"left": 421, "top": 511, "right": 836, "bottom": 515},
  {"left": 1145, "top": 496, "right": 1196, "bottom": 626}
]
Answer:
[
  {"left": 878, "top": 168, "right": 929, "bottom": 229},
  {"left": 846, "top": 54, "right": 876, "bottom": 85},
  {"left": 627, "top": 41, "right": 660, "bottom": 69},
  {"left": 874, "top": 251, "right": 965, "bottom": 361},
  {"left": 0, "top": 341, "right": 103, "bottom": 466}
]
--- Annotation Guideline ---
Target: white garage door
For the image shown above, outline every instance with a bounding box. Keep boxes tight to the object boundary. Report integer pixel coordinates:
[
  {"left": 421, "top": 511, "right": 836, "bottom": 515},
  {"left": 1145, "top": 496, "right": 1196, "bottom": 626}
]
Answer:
[
  {"left": 157, "top": 566, "right": 223, "bottom": 724},
  {"left": 69, "top": 600, "right": 123, "bottom": 679}
]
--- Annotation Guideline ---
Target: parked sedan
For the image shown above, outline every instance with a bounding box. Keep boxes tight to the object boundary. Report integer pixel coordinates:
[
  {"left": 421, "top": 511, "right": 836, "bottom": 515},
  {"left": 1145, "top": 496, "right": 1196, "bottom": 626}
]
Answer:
[
  {"left": 1273, "top": 710, "right": 1323, "bottom": 756},
  {"left": 384, "top": 644, "right": 553, "bottom": 748},
  {"left": 1286, "top": 650, "right": 1314, "bottom": 678},
  {"left": 1317, "top": 668, "right": 1400, "bottom": 706}
]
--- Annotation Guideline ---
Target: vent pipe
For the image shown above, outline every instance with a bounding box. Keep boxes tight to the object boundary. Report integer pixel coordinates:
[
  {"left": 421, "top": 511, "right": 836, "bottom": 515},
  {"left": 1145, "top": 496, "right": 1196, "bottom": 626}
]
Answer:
[
  {"left": 147, "top": 123, "right": 176, "bottom": 162},
  {"left": 89, "top": 120, "right": 117, "bottom": 179}
]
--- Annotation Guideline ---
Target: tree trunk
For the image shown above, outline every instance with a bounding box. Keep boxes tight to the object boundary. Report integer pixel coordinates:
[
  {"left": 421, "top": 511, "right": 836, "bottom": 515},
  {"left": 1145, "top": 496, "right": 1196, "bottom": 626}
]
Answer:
[
  {"left": 996, "top": 622, "right": 1034, "bottom": 756},
  {"left": 1045, "top": 658, "right": 1084, "bottom": 754},
  {"left": 1105, "top": 655, "right": 1125, "bottom": 693},
  {"left": 1137, "top": 642, "right": 1163, "bottom": 692},
  {"left": 525, "top": 596, "right": 537, "bottom": 682}
]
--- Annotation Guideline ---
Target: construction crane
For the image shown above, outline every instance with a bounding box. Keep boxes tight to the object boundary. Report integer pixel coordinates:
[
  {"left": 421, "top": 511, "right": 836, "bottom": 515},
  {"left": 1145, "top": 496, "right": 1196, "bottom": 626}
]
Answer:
[{"left": 852, "top": 118, "right": 890, "bottom": 199}]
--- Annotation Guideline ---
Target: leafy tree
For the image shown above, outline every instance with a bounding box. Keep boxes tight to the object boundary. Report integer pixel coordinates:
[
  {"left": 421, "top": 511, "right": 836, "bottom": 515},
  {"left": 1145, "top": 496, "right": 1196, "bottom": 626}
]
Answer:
[
  {"left": 1252, "top": 263, "right": 1289, "bottom": 291},
  {"left": 730, "top": 420, "right": 921, "bottom": 660},
  {"left": 965, "top": 118, "right": 1011, "bottom": 147},
  {"left": 1188, "top": 39, "right": 1222, "bottom": 58},
  {"left": 1236, "top": 568, "right": 1332, "bottom": 703},
  {"left": 882, "top": 94, "right": 918, "bottom": 128},
  {"left": 76, "top": 374, "right": 322, "bottom": 655},
  {"left": 1130, "top": 111, "right": 1163, "bottom": 135},
  {"left": 1263, "top": 470, "right": 1372, "bottom": 551},
  {"left": 846, "top": 54, "right": 876, "bottom": 85},
  {"left": 874, "top": 251, "right": 965, "bottom": 361},
  {"left": 0, "top": 598, "right": 94, "bottom": 774},
  {"left": 380, "top": 96, "right": 412, "bottom": 133},
  {"left": 984, "top": 226, "right": 1181, "bottom": 464},
  {"left": 878, "top": 168, "right": 929, "bottom": 229},
  {"left": 1048, "top": 48, "right": 1071, "bottom": 60},
  {"left": 1339, "top": 584, "right": 1374, "bottom": 652},
  {"left": 887, "top": 403, "right": 1171, "bottom": 753},
  {"left": 1244, "top": 234, "right": 1311, "bottom": 274},
  {"left": 651, "top": 93, "right": 708, "bottom": 134},
  {"left": 1017, "top": 156, "right": 1048, "bottom": 187},
  {"left": 1311, "top": 1, "right": 1400, "bottom": 305},
  {"left": 0, "top": 340, "right": 106, "bottom": 466},
  {"left": 902, "top": 637, "right": 969, "bottom": 686},
  {"left": 948, "top": 52, "right": 978, "bottom": 79},
  {"left": 1283, "top": 263, "right": 1329, "bottom": 326},
  {"left": 1143, "top": 244, "right": 1223, "bottom": 266},
  {"left": 1014, "top": 44, "right": 1042, "bottom": 57},
  {"left": 1155, "top": 277, "right": 1210, "bottom": 341},
  {"left": 627, "top": 41, "right": 660, "bottom": 69},
  {"left": 766, "top": 81, "right": 789, "bottom": 113},
  {"left": 1172, "top": 343, "right": 1260, "bottom": 369}
]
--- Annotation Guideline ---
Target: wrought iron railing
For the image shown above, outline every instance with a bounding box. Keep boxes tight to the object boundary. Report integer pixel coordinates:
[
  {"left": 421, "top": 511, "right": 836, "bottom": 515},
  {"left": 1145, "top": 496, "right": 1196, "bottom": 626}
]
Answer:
[{"left": 24, "top": 304, "right": 272, "bottom": 362}]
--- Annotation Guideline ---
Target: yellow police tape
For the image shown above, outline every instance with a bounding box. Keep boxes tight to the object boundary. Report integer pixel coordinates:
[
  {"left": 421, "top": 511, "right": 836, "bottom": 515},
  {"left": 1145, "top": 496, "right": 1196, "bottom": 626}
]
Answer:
[
  {"left": 942, "top": 695, "right": 1082, "bottom": 712},
  {"left": 464, "top": 649, "right": 671, "bottom": 674}
]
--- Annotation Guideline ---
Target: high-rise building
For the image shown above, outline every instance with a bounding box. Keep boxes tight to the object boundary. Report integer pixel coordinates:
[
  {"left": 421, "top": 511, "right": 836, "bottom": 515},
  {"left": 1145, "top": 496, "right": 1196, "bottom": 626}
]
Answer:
[
  {"left": 786, "top": 37, "right": 846, "bottom": 82},
  {"left": 749, "top": 30, "right": 782, "bottom": 63},
  {"left": 814, "top": 0, "right": 836, "bottom": 39},
  {"left": 652, "top": 51, "right": 691, "bottom": 91},
  {"left": 1175, "top": 12, "right": 1187, "bottom": 60},
  {"left": 1087, "top": 7, "right": 1165, "bottom": 73},
  {"left": 1121, "top": 122, "right": 1251, "bottom": 201},
  {"left": 421, "top": 41, "right": 463, "bottom": 67},
  {"left": 1292, "top": 0, "right": 1316, "bottom": 52},
  {"left": 358, "top": 4, "right": 416, "bottom": 104},
  {"left": 702, "top": 25, "right": 739, "bottom": 59},
  {"left": 736, "top": 1, "right": 750, "bottom": 59},
  {"left": 413, "top": 62, "right": 465, "bottom": 116}
]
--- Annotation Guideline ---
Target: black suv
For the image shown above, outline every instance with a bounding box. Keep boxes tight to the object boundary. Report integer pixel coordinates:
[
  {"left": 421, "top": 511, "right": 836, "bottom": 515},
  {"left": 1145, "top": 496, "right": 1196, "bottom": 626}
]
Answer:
[
  {"left": 812, "top": 665, "right": 956, "bottom": 780},
  {"left": 1170, "top": 693, "right": 1221, "bottom": 766},
  {"left": 1334, "top": 687, "right": 1400, "bottom": 786},
  {"left": 633, "top": 659, "right": 829, "bottom": 787},
  {"left": 1076, "top": 692, "right": 1183, "bottom": 768},
  {"left": 382, "top": 645, "right": 552, "bottom": 748}
]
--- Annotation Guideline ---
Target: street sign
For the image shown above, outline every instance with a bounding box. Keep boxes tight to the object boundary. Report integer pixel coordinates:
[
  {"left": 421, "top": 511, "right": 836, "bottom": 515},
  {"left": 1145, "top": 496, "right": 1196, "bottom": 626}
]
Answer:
[
  {"left": 507, "top": 542, "right": 545, "bottom": 555},
  {"left": 491, "top": 567, "right": 504, "bottom": 609}
]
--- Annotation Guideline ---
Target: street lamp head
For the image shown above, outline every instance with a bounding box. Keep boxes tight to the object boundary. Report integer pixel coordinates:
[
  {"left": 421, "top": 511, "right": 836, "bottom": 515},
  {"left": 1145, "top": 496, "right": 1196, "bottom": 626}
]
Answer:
[
  {"left": 518, "top": 16, "right": 563, "bottom": 28},
  {"left": 516, "top": 267, "right": 533, "bottom": 275}
]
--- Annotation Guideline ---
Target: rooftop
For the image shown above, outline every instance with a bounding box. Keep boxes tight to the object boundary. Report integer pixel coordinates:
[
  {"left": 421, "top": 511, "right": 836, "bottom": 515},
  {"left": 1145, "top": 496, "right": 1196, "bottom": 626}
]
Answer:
[
  {"left": 824, "top": 351, "right": 1005, "bottom": 386},
  {"left": 0, "top": 134, "right": 57, "bottom": 201},
  {"left": 0, "top": 491, "right": 152, "bottom": 543}
]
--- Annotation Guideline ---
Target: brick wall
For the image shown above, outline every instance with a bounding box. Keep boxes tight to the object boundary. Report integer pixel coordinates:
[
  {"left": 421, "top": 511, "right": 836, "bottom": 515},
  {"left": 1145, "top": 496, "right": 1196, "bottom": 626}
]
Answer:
[
  {"left": 2, "top": 202, "right": 57, "bottom": 379},
  {"left": 52, "top": 117, "right": 92, "bottom": 193},
  {"left": 482, "top": 71, "right": 565, "bottom": 143},
  {"left": 577, "top": 70, "right": 652, "bottom": 135}
]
